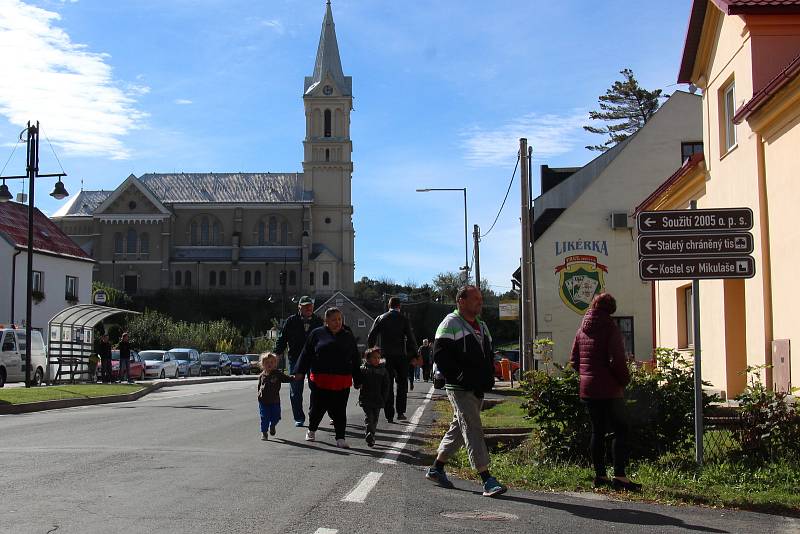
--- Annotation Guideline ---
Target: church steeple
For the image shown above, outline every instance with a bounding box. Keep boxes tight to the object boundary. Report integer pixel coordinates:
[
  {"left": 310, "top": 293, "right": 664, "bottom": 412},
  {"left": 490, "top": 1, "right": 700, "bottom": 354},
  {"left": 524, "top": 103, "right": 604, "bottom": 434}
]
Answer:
[{"left": 304, "top": 0, "right": 351, "bottom": 96}]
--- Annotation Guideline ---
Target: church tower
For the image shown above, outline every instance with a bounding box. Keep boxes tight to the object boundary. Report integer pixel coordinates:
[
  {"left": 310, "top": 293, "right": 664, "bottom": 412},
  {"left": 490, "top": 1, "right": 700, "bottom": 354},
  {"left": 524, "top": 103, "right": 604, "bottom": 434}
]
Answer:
[{"left": 302, "top": 0, "right": 355, "bottom": 295}]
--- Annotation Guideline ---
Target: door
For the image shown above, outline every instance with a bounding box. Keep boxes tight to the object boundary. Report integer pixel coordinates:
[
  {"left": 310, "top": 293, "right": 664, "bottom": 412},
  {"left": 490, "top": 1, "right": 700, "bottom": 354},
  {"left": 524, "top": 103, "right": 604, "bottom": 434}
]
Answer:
[
  {"left": 124, "top": 275, "right": 138, "bottom": 295},
  {"left": 1, "top": 331, "right": 21, "bottom": 382}
]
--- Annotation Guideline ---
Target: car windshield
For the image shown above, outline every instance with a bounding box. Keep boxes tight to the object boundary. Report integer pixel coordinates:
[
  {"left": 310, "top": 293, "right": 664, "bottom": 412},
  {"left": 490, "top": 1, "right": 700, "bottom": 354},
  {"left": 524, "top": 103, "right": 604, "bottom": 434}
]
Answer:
[
  {"left": 140, "top": 351, "right": 164, "bottom": 361},
  {"left": 169, "top": 351, "right": 191, "bottom": 361},
  {"left": 247, "top": 354, "right": 260, "bottom": 362},
  {"left": 201, "top": 354, "right": 220, "bottom": 362}
]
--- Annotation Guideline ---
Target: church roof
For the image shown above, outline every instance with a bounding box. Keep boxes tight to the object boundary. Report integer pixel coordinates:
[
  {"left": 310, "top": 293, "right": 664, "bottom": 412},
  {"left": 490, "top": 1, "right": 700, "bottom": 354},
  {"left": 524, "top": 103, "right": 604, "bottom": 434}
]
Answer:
[
  {"left": 305, "top": 1, "right": 352, "bottom": 96},
  {"left": 52, "top": 190, "right": 112, "bottom": 217}
]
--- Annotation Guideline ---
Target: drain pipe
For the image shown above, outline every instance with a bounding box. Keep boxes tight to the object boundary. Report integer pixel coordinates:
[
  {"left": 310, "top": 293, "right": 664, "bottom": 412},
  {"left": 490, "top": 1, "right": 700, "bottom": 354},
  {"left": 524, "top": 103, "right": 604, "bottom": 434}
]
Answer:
[{"left": 10, "top": 249, "right": 22, "bottom": 323}]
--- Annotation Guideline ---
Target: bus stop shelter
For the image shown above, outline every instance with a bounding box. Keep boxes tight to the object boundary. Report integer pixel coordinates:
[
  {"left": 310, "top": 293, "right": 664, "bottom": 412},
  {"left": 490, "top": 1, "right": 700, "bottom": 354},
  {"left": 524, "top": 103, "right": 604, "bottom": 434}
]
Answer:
[{"left": 47, "top": 304, "right": 140, "bottom": 383}]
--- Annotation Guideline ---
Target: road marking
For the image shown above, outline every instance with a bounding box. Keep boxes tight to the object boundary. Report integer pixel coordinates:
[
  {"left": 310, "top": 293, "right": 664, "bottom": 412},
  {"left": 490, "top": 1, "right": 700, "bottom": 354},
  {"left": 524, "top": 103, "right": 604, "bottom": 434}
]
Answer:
[
  {"left": 378, "top": 385, "right": 434, "bottom": 465},
  {"left": 313, "top": 529, "right": 338, "bottom": 534},
  {"left": 341, "top": 471, "right": 383, "bottom": 503}
]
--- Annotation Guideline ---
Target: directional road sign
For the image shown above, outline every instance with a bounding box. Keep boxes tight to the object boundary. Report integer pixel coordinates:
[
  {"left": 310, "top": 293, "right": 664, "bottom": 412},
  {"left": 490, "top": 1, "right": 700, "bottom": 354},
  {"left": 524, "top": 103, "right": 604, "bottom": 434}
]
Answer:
[
  {"left": 638, "top": 232, "right": 753, "bottom": 258},
  {"left": 638, "top": 256, "right": 755, "bottom": 281},
  {"left": 637, "top": 208, "right": 753, "bottom": 233}
]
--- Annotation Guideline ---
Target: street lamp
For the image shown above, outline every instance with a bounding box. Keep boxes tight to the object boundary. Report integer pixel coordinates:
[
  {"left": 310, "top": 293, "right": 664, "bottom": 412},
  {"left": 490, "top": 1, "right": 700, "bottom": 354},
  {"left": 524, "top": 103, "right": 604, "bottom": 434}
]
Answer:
[
  {"left": 0, "top": 122, "right": 69, "bottom": 387},
  {"left": 416, "top": 187, "right": 470, "bottom": 281}
]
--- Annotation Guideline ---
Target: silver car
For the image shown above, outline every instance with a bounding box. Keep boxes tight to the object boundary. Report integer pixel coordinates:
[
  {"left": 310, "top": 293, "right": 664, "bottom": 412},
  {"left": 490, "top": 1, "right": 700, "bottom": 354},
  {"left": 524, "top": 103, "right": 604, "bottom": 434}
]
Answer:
[{"left": 140, "top": 350, "right": 180, "bottom": 379}]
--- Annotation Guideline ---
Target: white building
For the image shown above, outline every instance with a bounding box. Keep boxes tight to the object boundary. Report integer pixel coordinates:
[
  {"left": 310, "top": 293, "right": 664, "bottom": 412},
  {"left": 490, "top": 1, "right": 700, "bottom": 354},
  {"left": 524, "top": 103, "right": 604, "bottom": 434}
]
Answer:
[
  {"left": 0, "top": 201, "right": 94, "bottom": 332},
  {"left": 532, "top": 92, "right": 702, "bottom": 363}
]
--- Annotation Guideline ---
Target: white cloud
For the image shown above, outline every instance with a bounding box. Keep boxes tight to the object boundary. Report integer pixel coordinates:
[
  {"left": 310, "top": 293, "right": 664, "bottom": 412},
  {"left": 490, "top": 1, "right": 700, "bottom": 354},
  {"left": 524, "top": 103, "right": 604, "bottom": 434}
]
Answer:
[
  {"left": 259, "top": 19, "right": 284, "bottom": 34},
  {"left": 460, "top": 111, "right": 588, "bottom": 167},
  {"left": 174, "top": 99, "right": 193, "bottom": 105},
  {"left": 0, "top": 0, "right": 147, "bottom": 159}
]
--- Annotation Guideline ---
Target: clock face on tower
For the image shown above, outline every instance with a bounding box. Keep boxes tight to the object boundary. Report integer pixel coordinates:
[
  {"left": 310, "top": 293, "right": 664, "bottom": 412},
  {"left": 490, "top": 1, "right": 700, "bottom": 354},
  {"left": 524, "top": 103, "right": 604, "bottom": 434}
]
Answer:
[{"left": 322, "top": 85, "right": 333, "bottom": 96}]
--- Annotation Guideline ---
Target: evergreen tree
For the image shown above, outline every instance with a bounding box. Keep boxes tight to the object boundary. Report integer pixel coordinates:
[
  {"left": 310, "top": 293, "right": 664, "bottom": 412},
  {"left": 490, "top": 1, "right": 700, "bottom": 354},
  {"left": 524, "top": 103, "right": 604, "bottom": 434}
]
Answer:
[{"left": 584, "top": 68, "right": 663, "bottom": 152}]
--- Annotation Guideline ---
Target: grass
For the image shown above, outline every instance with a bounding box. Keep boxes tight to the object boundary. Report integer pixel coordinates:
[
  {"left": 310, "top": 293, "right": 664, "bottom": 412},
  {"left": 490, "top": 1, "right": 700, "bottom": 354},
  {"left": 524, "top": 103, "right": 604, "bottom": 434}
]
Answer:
[
  {"left": 428, "top": 396, "right": 800, "bottom": 515},
  {"left": 481, "top": 396, "right": 532, "bottom": 429},
  {"left": 0, "top": 384, "right": 143, "bottom": 405}
]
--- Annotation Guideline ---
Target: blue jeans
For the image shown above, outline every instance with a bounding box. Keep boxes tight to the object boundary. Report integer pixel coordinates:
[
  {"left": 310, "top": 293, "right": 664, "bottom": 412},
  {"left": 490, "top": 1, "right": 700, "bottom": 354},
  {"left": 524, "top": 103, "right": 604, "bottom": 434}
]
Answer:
[
  {"left": 259, "top": 402, "right": 281, "bottom": 432},
  {"left": 289, "top": 359, "right": 305, "bottom": 423}
]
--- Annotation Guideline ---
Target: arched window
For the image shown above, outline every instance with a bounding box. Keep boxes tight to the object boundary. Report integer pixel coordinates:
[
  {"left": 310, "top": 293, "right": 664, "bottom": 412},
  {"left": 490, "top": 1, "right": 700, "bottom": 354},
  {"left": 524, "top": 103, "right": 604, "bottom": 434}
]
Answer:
[
  {"left": 268, "top": 217, "right": 278, "bottom": 243},
  {"left": 322, "top": 271, "right": 330, "bottom": 286},
  {"left": 309, "top": 272, "right": 315, "bottom": 286},
  {"left": 244, "top": 271, "right": 252, "bottom": 286},
  {"left": 114, "top": 233, "right": 123, "bottom": 254},
  {"left": 175, "top": 271, "right": 182, "bottom": 286},
  {"left": 254, "top": 271, "right": 262, "bottom": 286},
  {"left": 190, "top": 222, "right": 198, "bottom": 245},
  {"left": 184, "top": 270, "right": 192, "bottom": 286},
  {"left": 258, "top": 221, "right": 266, "bottom": 245},
  {"left": 325, "top": 148, "right": 330, "bottom": 162},
  {"left": 201, "top": 217, "right": 210, "bottom": 246},
  {"left": 280, "top": 222, "right": 289, "bottom": 245},
  {"left": 126, "top": 229, "right": 137, "bottom": 254},
  {"left": 209, "top": 271, "right": 217, "bottom": 286},
  {"left": 324, "top": 109, "right": 332, "bottom": 137},
  {"left": 212, "top": 221, "right": 222, "bottom": 245},
  {"left": 140, "top": 233, "right": 150, "bottom": 254},
  {"left": 219, "top": 271, "right": 227, "bottom": 286},
  {"left": 289, "top": 270, "right": 297, "bottom": 286}
]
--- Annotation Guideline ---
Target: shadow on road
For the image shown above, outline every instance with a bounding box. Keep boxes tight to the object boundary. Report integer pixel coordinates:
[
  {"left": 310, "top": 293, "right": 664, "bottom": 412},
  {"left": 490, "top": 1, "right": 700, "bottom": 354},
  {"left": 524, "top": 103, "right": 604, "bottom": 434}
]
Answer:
[{"left": 110, "top": 404, "right": 228, "bottom": 411}]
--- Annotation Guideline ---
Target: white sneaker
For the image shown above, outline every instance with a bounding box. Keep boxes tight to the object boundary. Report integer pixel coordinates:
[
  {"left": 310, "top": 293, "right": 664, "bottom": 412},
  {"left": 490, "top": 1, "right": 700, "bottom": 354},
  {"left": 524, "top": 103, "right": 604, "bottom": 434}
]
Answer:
[
  {"left": 336, "top": 439, "right": 350, "bottom": 449},
  {"left": 305, "top": 430, "right": 315, "bottom": 442}
]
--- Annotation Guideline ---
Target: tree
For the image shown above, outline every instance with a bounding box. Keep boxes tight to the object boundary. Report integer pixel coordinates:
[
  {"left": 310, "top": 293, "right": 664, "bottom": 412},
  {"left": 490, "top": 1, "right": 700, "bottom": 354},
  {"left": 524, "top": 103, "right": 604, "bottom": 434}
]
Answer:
[{"left": 584, "top": 68, "right": 663, "bottom": 152}]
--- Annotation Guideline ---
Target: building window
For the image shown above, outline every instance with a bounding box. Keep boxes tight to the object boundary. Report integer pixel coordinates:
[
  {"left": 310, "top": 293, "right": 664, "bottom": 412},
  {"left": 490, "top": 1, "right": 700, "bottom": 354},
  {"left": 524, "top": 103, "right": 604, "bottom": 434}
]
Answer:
[
  {"left": 309, "top": 272, "right": 315, "bottom": 286},
  {"left": 191, "top": 222, "right": 199, "bottom": 245},
  {"left": 184, "top": 270, "right": 192, "bottom": 287},
  {"left": 254, "top": 271, "right": 262, "bottom": 286},
  {"left": 281, "top": 222, "right": 289, "bottom": 245},
  {"left": 65, "top": 275, "right": 78, "bottom": 300},
  {"left": 723, "top": 82, "right": 737, "bottom": 153},
  {"left": 357, "top": 318, "right": 366, "bottom": 328},
  {"left": 212, "top": 222, "right": 222, "bottom": 246},
  {"left": 175, "top": 271, "right": 182, "bottom": 286},
  {"left": 289, "top": 270, "right": 296, "bottom": 286},
  {"left": 268, "top": 217, "right": 278, "bottom": 244},
  {"left": 324, "top": 109, "right": 332, "bottom": 137},
  {"left": 325, "top": 148, "right": 330, "bottom": 162},
  {"left": 612, "top": 317, "right": 635, "bottom": 356},
  {"left": 322, "top": 271, "right": 330, "bottom": 286},
  {"left": 114, "top": 233, "right": 123, "bottom": 254},
  {"left": 201, "top": 217, "right": 210, "bottom": 246},
  {"left": 244, "top": 271, "right": 252, "bottom": 286},
  {"left": 677, "top": 285, "right": 694, "bottom": 348},
  {"left": 140, "top": 233, "right": 150, "bottom": 254},
  {"left": 32, "top": 270, "right": 43, "bottom": 292},
  {"left": 126, "top": 229, "right": 137, "bottom": 254},
  {"left": 219, "top": 271, "right": 227, "bottom": 287},
  {"left": 258, "top": 222, "right": 266, "bottom": 245},
  {"left": 209, "top": 271, "right": 217, "bottom": 286},
  {"left": 681, "top": 141, "right": 703, "bottom": 162},
  {"left": 685, "top": 286, "right": 694, "bottom": 347}
]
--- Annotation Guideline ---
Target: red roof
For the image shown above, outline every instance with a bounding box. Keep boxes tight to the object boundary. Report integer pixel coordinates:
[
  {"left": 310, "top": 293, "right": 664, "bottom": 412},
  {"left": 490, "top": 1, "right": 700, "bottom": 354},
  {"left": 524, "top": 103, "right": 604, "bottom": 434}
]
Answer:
[
  {"left": 0, "top": 201, "right": 92, "bottom": 261},
  {"left": 733, "top": 52, "right": 800, "bottom": 123},
  {"left": 635, "top": 153, "right": 705, "bottom": 214}
]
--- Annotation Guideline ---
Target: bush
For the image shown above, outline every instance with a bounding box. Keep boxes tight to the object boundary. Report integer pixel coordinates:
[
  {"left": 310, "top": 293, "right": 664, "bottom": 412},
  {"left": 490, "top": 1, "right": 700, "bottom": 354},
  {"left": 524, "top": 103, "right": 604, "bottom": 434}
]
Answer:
[
  {"left": 520, "top": 347, "right": 714, "bottom": 463},
  {"left": 126, "top": 310, "right": 245, "bottom": 352}
]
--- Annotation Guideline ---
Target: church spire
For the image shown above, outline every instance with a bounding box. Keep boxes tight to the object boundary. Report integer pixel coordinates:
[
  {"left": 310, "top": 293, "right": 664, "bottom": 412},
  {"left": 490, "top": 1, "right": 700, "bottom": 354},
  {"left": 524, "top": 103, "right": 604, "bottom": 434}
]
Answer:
[{"left": 304, "top": 1, "right": 351, "bottom": 96}]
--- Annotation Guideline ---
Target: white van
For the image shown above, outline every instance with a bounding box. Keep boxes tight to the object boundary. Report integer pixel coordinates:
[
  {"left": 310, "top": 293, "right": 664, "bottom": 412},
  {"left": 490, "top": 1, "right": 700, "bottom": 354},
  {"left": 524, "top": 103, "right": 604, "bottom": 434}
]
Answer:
[{"left": 0, "top": 327, "right": 48, "bottom": 387}]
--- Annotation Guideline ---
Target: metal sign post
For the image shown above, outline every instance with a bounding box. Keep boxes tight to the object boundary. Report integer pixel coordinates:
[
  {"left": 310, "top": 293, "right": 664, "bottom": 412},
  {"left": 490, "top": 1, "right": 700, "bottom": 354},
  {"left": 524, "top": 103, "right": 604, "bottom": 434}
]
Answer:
[{"left": 690, "top": 202, "right": 704, "bottom": 467}]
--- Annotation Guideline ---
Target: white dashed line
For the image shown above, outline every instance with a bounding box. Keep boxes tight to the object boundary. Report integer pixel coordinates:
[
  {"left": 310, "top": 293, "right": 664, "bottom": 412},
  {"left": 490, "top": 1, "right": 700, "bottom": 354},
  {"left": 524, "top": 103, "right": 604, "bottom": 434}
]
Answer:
[
  {"left": 313, "top": 529, "right": 338, "bottom": 534},
  {"left": 378, "top": 385, "right": 434, "bottom": 465},
  {"left": 341, "top": 471, "right": 383, "bottom": 503}
]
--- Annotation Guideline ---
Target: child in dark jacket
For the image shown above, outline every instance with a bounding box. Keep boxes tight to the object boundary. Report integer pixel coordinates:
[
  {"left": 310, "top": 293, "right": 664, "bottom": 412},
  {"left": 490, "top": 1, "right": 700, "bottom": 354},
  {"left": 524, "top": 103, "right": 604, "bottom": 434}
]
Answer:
[
  {"left": 359, "top": 347, "right": 390, "bottom": 447},
  {"left": 257, "top": 353, "right": 296, "bottom": 441}
]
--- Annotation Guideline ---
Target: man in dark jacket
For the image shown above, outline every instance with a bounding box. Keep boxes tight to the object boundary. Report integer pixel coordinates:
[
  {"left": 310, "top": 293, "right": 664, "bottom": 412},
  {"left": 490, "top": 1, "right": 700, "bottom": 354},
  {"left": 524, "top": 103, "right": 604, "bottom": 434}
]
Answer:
[
  {"left": 358, "top": 347, "right": 390, "bottom": 447},
  {"left": 117, "top": 333, "right": 132, "bottom": 383},
  {"left": 426, "top": 285, "right": 506, "bottom": 497},
  {"left": 276, "top": 296, "right": 324, "bottom": 426},
  {"left": 98, "top": 334, "right": 112, "bottom": 383},
  {"left": 367, "top": 297, "right": 417, "bottom": 422}
]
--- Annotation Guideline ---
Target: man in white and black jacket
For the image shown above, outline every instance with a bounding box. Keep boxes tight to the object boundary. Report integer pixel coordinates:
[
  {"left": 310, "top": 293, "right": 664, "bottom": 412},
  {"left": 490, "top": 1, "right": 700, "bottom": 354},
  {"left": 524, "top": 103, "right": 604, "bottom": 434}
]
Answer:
[{"left": 426, "top": 285, "right": 507, "bottom": 497}]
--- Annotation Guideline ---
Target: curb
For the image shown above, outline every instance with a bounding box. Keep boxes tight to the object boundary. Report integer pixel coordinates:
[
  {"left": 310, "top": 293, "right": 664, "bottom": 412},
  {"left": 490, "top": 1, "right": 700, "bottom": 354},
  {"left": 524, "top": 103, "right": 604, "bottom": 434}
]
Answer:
[{"left": 0, "top": 375, "right": 258, "bottom": 415}]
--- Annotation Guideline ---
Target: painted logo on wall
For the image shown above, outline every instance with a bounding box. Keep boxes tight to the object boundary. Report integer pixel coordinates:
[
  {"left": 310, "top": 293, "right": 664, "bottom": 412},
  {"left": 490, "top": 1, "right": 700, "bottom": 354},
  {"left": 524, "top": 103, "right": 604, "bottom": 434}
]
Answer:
[{"left": 554, "top": 255, "right": 608, "bottom": 315}]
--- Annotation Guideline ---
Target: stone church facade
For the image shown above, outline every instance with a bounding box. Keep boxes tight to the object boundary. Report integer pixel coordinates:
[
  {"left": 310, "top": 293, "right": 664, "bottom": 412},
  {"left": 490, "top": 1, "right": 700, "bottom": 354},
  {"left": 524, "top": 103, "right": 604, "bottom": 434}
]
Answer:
[{"left": 52, "top": 2, "right": 355, "bottom": 298}]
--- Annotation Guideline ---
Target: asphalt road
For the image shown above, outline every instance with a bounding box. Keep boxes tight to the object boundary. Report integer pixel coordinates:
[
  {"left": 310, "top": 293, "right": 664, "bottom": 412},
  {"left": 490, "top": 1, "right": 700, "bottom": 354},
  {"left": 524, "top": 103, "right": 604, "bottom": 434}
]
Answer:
[{"left": 1, "top": 381, "right": 798, "bottom": 534}]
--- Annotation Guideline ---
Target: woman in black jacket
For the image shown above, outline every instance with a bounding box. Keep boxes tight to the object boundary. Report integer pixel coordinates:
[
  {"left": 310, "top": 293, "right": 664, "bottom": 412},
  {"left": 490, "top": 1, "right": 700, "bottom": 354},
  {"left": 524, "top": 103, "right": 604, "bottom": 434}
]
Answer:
[{"left": 293, "top": 307, "right": 362, "bottom": 448}]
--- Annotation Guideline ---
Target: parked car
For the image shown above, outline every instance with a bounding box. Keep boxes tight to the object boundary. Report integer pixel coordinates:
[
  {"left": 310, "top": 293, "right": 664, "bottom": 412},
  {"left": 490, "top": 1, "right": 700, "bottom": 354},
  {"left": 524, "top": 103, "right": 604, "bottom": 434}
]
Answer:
[
  {"left": 97, "top": 350, "right": 146, "bottom": 382},
  {"left": 0, "top": 326, "right": 47, "bottom": 387},
  {"left": 245, "top": 353, "right": 262, "bottom": 374},
  {"left": 200, "top": 352, "right": 231, "bottom": 375},
  {"left": 228, "top": 354, "right": 250, "bottom": 375},
  {"left": 166, "top": 348, "right": 202, "bottom": 377},
  {"left": 493, "top": 350, "right": 521, "bottom": 381},
  {"left": 140, "top": 350, "right": 180, "bottom": 379}
]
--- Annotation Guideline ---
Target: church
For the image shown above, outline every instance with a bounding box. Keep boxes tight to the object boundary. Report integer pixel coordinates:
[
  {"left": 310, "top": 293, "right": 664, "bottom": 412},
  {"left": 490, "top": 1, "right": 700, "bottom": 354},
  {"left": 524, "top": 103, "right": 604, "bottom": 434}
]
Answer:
[{"left": 52, "top": 2, "right": 356, "bottom": 298}]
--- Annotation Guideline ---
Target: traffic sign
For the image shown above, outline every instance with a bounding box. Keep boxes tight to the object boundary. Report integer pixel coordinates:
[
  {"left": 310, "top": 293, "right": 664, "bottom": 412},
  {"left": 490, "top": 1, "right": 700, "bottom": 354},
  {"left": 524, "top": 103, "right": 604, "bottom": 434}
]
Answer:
[
  {"left": 638, "top": 232, "right": 753, "bottom": 258},
  {"left": 93, "top": 290, "right": 108, "bottom": 305},
  {"left": 637, "top": 208, "right": 753, "bottom": 233},
  {"left": 639, "top": 256, "right": 755, "bottom": 281}
]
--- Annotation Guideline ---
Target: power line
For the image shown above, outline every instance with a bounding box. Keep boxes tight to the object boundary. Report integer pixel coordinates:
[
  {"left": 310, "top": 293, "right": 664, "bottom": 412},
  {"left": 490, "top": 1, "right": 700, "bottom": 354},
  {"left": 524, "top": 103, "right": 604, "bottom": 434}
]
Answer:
[
  {"left": 480, "top": 153, "right": 519, "bottom": 238},
  {"left": 0, "top": 139, "right": 22, "bottom": 178}
]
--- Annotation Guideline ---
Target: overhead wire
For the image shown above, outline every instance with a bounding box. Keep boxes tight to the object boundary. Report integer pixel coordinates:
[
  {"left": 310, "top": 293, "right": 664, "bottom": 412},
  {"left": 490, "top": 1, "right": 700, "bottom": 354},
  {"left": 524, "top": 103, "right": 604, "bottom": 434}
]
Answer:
[
  {"left": 480, "top": 152, "right": 520, "bottom": 238},
  {"left": 0, "top": 139, "right": 22, "bottom": 178}
]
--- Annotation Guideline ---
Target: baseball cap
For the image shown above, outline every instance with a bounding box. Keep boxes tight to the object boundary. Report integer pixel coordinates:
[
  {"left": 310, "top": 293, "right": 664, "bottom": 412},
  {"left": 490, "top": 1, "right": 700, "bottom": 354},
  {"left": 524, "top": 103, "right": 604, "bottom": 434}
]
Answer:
[{"left": 298, "top": 296, "right": 314, "bottom": 306}]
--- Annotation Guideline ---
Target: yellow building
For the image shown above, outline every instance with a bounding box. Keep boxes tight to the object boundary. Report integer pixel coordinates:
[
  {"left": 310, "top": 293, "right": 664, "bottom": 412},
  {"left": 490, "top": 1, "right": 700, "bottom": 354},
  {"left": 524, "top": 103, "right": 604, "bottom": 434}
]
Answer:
[{"left": 640, "top": 0, "right": 800, "bottom": 398}]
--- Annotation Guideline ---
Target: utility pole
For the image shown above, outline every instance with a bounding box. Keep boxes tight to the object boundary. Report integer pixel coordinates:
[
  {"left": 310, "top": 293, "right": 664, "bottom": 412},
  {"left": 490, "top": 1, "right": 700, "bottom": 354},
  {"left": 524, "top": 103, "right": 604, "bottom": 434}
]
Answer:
[
  {"left": 519, "top": 138, "right": 534, "bottom": 373},
  {"left": 473, "top": 224, "right": 481, "bottom": 290}
]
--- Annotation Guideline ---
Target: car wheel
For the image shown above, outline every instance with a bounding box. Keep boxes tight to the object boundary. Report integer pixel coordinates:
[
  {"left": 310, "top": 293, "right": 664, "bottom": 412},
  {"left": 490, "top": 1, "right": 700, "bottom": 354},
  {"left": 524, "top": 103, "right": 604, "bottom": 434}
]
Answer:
[
  {"left": 33, "top": 367, "right": 44, "bottom": 387},
  {"left": 139, "top": 369, "right": 145, "bottom": 381},
  {"left": 159, "top": 369, "right": 165, "bottom": 379},
  {"left": 174, "top": 368, "right": 179, "bottom": 379},
  {"left": 0, "top": 368, "right": 6, "bottom": 388}
]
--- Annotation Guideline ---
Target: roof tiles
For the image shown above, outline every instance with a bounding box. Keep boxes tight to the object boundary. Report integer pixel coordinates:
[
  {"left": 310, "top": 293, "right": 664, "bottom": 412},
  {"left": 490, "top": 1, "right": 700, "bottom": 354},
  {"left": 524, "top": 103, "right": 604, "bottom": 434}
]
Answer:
[{"left": 0, "top": 201, "right": 92, "bottom": 260}]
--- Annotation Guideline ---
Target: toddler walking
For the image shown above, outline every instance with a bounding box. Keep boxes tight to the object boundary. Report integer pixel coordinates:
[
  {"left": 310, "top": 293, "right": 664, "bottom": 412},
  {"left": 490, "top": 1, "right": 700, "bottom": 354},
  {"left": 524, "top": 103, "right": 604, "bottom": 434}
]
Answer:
[
  {"left": 359, "top": 347, "right": 390, "bottom": 447},
  {"left": 257, "top": 353, "right": 296, "bottom": 440}
]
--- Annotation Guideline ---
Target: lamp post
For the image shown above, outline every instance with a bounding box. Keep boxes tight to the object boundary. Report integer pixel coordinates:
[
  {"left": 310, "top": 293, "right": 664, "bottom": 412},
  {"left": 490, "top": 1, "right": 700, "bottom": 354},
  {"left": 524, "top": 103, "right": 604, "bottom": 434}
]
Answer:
[
  {"left": 416, "top": 187, "right": 470, "bottom": 282},
  {"left": 0, "top": 122, "right": 69, "bottom": 387}
]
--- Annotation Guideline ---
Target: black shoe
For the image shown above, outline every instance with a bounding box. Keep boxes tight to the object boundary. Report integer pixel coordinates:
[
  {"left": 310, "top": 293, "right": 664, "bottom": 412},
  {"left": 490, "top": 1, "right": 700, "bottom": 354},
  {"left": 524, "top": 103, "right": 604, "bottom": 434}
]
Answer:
[
  {"left": 387, "top": 419, "right": 394, "bottom": 424},
  {"left": 612, "top": 478, "right": 642, "bottom": 492},
  {"left": 269, "top": 425, "right": 276, "bottom": 436},
  {"left": 397, "top": 413, "right": 407, "bottom": 420},
  {"left": 409, "top": 383, "right": 414, "bottom": 390},
  {"left": 366, "top": 433, "right": 375, "bottom": 447}
]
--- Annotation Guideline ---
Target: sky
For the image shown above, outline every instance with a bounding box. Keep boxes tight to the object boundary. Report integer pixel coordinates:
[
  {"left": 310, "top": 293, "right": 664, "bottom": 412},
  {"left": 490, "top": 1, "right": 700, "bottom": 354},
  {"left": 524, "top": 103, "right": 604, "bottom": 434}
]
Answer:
[{"left": 0, "top": 0, "right": 694, "bottom": 294}]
